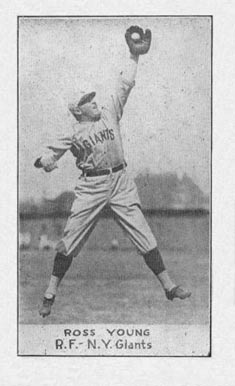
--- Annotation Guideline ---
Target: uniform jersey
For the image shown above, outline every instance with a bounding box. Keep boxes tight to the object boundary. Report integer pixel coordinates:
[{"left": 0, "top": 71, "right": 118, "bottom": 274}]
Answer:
[{"left": 40, "top": 74, "right": 135, "bottom": 172}]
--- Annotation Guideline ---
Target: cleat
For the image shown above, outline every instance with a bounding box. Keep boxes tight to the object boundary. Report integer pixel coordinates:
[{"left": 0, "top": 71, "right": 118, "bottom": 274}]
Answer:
[
  {"left": 39, "top": 295, "right": 55, "bottom": 317},
  {"left": 165, "top": 286, "right": 191, "bottom": 301}
]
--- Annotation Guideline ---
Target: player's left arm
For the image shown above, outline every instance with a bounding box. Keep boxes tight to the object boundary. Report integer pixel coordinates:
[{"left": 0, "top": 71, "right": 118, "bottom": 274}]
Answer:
[
  {"left": 111, "top": 54, "right": 139, "bottom": 120},
  {"left": 110, "top": 25, "right": 152, "bottom": 121}
]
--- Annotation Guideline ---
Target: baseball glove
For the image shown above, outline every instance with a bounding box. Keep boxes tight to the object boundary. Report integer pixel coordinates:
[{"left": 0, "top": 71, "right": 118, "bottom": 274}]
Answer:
[{"left": 125, "top": 25, "right": 152, "bottom": 55}]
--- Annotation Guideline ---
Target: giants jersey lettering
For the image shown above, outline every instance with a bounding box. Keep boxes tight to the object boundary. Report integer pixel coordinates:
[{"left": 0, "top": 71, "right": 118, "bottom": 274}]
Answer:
[{"left": 39, "top": 75, "right": 135, "bottom": 171}]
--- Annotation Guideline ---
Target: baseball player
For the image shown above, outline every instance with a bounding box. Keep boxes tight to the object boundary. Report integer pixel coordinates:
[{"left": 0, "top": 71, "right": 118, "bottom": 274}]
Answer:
[{"left": 35, "top": 26, "right": 191, "bottom": 318}]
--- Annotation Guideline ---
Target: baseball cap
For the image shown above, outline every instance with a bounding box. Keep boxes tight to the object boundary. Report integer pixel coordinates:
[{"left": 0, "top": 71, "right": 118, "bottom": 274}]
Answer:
[{"left": 68, "top": 91, "right": 96, "bottom": 113}]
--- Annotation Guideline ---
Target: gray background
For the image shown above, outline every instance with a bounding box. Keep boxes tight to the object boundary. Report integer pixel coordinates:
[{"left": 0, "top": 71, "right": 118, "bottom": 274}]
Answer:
[{"left": 19, "top": 17, "right": 211, "bottom": 201}]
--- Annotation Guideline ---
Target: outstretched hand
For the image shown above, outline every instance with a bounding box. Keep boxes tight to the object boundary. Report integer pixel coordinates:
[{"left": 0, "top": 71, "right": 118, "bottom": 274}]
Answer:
[{"left": 125, "top": 25, "right": 152, "bottom": 56}]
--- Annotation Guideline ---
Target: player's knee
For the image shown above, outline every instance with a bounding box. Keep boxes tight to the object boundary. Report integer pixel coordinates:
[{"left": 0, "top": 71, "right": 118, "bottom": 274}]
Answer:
[
  {"left": 143, "top": 247, "right": 166, "bottom": 275},
  {"left": 55, "top": 240, "right": 67, "bottom": 255}
]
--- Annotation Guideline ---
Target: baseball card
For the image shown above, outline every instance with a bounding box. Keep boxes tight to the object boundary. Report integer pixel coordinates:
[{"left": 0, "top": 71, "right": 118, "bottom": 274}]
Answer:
[
  {"left": 17, "top": 15, "right": 211, "bottom": 357},
  {"left": 1, "top": 0, "right": 235, "bottom": 385}
]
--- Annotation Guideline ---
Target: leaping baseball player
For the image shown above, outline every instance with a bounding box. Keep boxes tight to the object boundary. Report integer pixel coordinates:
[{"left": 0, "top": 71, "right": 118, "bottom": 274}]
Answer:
[{"left": 35, "top": 26, "right": 191, "bottom": 318}]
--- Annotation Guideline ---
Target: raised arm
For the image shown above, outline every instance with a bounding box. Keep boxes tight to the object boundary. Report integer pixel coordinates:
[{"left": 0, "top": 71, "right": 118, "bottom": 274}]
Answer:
[
  {"left": 109, "top": 25, "right": 152, "bottom": 121},
  {"left": 121, "top": 53, "right": 139, "bottom": 83}
]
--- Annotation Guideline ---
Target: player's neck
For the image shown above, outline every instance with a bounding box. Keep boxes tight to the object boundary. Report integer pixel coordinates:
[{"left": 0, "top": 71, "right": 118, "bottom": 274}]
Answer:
[{"left": 79, "top": 115, "right": 100, "bottom": 123}]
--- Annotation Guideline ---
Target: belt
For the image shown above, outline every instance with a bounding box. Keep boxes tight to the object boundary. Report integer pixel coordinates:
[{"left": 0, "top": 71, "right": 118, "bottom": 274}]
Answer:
[{"left": 83, "top": 163, "right": 126, "bottom": 177}]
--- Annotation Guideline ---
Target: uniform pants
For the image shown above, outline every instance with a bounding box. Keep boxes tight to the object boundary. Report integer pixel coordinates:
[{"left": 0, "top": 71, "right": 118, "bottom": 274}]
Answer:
[{"left": 56, "top": 168, "right": 157, "bottom": 257}]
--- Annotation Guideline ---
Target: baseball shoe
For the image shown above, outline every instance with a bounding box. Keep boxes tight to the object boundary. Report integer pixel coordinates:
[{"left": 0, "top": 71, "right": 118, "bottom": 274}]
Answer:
[
  {"left": 165, "top": 286, "right": 191, "bottom": 301},
  {"left": 39, "top": 295, "right": 55, "bottom": 317}
]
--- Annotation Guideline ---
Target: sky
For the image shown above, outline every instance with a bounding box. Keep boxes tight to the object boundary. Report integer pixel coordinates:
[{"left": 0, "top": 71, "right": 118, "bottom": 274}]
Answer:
[{"left": 19, "top": 17, "right": 211, "bottom": 200}]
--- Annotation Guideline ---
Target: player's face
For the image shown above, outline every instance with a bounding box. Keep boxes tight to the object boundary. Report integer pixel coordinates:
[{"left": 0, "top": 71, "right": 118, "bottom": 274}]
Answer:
[{"left": 78, "top": 100, "right": 101, "bottom": 121}]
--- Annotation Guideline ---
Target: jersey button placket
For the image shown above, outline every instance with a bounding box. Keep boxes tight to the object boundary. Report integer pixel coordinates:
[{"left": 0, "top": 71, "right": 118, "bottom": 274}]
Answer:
[{"left": 106, "top": 168, "right": 114, "bottom": 203}]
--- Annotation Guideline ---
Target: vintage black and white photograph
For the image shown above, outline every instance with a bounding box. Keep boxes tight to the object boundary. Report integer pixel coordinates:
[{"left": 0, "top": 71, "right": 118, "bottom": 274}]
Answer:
[{"left": 18, "top": 16, "right": 211, "bottom": 356}]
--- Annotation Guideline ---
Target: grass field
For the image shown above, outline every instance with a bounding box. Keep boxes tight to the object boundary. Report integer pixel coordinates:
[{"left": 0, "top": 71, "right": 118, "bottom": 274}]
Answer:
[{"left": 19, "top": 214, "right": 210, "bottom": 325}]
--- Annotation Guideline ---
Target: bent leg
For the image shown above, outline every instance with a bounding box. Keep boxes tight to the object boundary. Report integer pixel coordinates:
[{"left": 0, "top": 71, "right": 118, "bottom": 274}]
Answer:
[
  {"left": 110, "top": 170, "right": 191, "bottom": 300},
  {"left": 40, "top": 177, "right": 108, "bottom": 316},
  {"left": 112, "top": 202, "right": 157, "bottom": 254}
]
